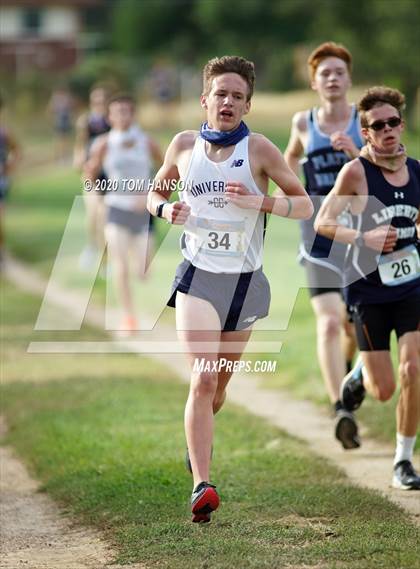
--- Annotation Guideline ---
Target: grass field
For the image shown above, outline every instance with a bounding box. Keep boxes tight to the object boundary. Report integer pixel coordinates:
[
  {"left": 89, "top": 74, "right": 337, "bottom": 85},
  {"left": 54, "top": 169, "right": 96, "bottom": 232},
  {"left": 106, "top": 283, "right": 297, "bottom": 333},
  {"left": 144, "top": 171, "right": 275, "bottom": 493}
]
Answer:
[{"left": 2, "top": 280, "right": 420, "bottom": 568}]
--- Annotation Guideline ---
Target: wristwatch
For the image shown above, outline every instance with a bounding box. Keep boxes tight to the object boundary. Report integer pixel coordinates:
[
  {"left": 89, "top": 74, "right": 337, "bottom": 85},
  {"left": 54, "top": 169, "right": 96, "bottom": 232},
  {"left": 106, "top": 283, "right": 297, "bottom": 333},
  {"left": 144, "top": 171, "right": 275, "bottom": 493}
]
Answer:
[
  {"left": 354, "top": 231, "right": 365, "bottom": 248},
  {"left": 156, "top": 203, "right": 167, "bottom": 218}
]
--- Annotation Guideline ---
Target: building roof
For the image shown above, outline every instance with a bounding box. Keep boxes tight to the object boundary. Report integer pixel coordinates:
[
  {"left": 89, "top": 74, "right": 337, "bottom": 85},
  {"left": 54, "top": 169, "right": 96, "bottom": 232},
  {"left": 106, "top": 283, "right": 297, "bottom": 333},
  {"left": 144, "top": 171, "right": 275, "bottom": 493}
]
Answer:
[{"left": 2, "top": 0, "right": 103, "bottom": 7}]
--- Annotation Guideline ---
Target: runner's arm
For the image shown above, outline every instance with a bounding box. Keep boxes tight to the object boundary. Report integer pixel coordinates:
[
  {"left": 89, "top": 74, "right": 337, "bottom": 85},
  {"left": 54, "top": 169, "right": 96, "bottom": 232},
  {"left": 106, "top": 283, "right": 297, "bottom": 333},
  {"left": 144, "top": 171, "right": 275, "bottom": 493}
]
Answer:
[
  {"left": 147, "top": 132, "right": 191, "bottom": 225},
  {"left": 4, "top": 130, "right": 21, "bottom": 175},
  {"left": 148, "top": 137, "right": 164, "bottom": 169},
  {"left": 330, "top": 131, "right": 361, "bottom": 159},
  {"left": 315, "top": 160, "right": 397, "bottom": 252},
  {"left": 417, "top": 160, "right": 420, "bottom": 239},
  {"left": 284, "top": 112, "right": 306, "bottom": 176},
  {"left": 225, "top": 135, "right": 313, "bottom": 220},
  {"left": 73, "top": 115, "right": 89, "bottom": 169},
  {"left": 261, "top": 137, "right": 313, "bottom": 219},
  {"left": 83, "top": 135, "right": 107, "bottom": 182}
]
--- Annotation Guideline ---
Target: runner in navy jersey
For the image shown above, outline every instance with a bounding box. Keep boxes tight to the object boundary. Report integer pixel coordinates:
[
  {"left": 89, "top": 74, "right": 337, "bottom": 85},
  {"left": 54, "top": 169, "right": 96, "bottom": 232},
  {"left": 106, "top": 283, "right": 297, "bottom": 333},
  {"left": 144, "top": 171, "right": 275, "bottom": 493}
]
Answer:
[
  {"left": 147, "top": 55, "right": 313, "bottom": 522},
  {"left": 48, "top": 86, "right": 74, "bottom": 163},
  {"left": 74, "top": 86, "right": 111, "bottom": 170},
  {"left": 315, "top": 86, "right": 420, "bottom": 490},
  {"left": 0, "top": 94, "right": 21, "bottom": 268},
  {"left": 74, "top": 85, "right": 111, "bottom": 270},
  {"left": 285, "top": 42, "right": 364, "bottom": 450}
]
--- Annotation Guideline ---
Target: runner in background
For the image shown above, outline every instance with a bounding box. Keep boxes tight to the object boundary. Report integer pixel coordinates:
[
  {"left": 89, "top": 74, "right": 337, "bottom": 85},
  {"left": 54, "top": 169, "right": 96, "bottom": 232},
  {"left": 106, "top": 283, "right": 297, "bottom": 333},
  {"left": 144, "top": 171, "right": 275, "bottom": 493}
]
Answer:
[
  {"left": 315, "top": 86, "right": 420, "bottom": 490},
  {"left": 48, "top": 86, "right": 74, "bottom": 163},
  {"left": 74, "top": 85, "right": 111, "bottom": 271},
  {"left": 284, "top": 42, "right": 364, "bottom": 450},
  {"left": 0, "top": 93, "right": 21, "bottom": 269},
  {"left": 85, "top": 94, "right": 163, "bottom": 332}
]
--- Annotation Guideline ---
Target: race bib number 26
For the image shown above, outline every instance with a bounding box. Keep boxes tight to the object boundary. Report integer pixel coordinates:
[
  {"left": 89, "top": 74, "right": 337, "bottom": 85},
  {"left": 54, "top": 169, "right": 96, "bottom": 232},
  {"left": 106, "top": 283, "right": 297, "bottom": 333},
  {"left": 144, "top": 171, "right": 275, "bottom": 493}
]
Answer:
[{"left": 378, "top": 245, "right": 420, "bottom": 287}]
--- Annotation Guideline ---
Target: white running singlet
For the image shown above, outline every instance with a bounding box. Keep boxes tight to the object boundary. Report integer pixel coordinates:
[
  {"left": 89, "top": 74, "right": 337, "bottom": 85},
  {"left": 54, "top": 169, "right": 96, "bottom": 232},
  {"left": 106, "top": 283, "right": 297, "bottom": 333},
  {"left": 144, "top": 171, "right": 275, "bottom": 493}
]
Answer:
[
  {"left": 103, "top": 125, "right": 150, "bottom": 211},
  {"left": 181, "top": 135, "right": 265, "bottom": 273}
]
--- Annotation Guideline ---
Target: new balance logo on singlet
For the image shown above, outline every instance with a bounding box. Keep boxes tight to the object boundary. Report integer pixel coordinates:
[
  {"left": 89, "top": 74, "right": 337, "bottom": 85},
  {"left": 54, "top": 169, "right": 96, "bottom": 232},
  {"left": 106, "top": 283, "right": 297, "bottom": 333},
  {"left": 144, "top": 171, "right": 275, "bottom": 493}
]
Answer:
[{"left": 231, "top": 159, "right": 244, "bottom": 168}]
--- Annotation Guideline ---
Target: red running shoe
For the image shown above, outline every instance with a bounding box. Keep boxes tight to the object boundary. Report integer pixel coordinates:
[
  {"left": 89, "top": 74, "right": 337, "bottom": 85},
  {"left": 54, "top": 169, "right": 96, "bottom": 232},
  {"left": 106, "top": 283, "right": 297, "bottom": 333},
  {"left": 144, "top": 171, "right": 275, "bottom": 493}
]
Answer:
[{"left": 191, "top": 481, "right": 220, "bottom": 523}]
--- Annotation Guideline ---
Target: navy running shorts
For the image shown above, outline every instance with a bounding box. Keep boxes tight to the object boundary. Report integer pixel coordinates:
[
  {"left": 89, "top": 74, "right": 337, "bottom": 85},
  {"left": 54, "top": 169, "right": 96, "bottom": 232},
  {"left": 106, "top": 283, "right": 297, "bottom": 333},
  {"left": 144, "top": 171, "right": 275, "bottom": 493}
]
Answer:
[
  {"left": 168, "top": 259, "right": 271, "bottom": 332},
  {"left": 303, "top": 259, "right": 344, "bottom": 298}
]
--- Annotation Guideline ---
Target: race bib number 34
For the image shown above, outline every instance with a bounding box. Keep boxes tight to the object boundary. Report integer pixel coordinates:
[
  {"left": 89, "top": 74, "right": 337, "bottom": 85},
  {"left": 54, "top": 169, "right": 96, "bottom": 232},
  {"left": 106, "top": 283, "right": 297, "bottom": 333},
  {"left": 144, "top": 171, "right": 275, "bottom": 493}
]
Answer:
[
  {"left": 197, "top": 226, "right": 246, "bottom": 257},
  {"left": 185, "top": 217, "right": 248, "bottom": 257},
  {"left": 378, "top": 245, "right": 420, "bottom": 287}
]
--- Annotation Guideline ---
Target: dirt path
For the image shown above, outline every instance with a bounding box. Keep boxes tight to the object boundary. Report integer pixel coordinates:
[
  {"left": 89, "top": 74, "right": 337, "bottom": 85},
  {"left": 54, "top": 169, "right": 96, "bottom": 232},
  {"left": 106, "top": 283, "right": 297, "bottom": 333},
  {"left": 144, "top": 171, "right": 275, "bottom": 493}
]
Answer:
[
  {"left": 0, "top": 417, "right": 145, "bottom": 569},
  {"left": 1, "top": 256, "right": 419, "bottom": 567}
]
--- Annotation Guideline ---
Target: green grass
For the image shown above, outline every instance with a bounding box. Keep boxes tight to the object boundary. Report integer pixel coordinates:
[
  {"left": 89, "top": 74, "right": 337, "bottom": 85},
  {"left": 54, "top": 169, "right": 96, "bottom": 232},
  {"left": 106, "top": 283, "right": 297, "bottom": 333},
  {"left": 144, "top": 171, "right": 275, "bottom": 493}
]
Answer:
[
  {"left": 7, "top": 165, "right": 80, "bottom": 267},
  {"left": 1, "top": 281, "right": 419, "bottom": 568}
]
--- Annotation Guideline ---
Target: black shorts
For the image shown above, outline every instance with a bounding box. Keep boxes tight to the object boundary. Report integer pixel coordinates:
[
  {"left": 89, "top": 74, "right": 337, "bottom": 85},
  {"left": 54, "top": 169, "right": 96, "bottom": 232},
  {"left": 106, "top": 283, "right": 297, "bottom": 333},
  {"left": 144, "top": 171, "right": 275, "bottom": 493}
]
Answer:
[
  {"left": 107, "top": 206, "right": 154, "bottom": 235},
  {"left": 351, "top": 295, "right": 420, "bottom": 351},
  {"left": 0, "top": 177, "right": 9, "bottom": 203},
  {"left": 168, "top": 259, "right": 271, "bottom": 332},
  {"left": 303, "top": 259, "right": 344, "bottom": 298},
  {"left": 55, "top": 116, "right": 72, "bottom": 134},
  {"left": 94, "top": 172, "right": 108, "bottom": 196}
]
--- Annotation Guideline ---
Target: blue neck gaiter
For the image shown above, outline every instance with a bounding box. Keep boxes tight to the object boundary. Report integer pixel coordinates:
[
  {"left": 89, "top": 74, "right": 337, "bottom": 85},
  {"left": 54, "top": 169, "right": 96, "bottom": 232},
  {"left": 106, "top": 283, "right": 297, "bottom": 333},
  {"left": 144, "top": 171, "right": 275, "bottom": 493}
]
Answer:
[{"left": 200, "top": 120, "right": 250, "bottom": 147}]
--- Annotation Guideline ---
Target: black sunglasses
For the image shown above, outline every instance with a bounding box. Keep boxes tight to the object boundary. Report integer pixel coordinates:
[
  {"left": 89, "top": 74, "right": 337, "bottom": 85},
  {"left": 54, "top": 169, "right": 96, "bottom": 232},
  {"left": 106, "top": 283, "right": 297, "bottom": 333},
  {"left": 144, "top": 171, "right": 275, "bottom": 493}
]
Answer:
[{"left": 367, "top": 117, "right": 402, "bottom": 131}]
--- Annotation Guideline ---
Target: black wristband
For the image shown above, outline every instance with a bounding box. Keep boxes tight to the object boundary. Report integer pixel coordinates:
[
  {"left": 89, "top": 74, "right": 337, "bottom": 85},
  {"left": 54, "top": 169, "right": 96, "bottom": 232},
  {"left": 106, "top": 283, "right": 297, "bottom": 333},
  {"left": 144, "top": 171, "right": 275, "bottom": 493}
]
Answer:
[
  {"left": 156, "top": 203, "right": 166, "bottom": 218},
  {"left": 354, "top": 232, "right": 365, "bottom": 248}
]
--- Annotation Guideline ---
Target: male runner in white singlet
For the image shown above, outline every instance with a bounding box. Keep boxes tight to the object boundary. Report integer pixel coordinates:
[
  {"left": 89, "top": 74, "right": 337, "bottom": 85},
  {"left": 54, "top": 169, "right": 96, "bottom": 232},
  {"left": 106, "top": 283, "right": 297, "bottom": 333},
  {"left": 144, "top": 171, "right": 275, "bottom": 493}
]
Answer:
[
  {"left": 147, "top": 56, "right": 313, "bottom": 523},
  {"left": 86, "top": 94, "right": 162, "bottom": 331}
]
